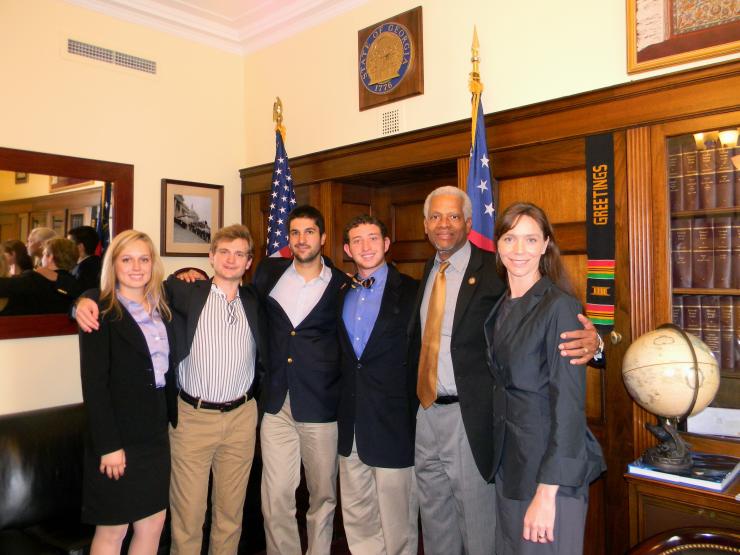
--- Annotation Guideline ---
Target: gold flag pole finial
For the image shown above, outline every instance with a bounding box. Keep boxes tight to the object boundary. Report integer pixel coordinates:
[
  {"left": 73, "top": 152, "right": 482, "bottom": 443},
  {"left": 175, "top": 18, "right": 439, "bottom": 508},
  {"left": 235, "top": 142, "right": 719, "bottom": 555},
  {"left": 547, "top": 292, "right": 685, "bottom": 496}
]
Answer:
[
  {"left": 273, "top": 97, "right": 286, "bottom": 141},
  {"left": 469, "top": 26, "right": 483, "bottom": 145}
]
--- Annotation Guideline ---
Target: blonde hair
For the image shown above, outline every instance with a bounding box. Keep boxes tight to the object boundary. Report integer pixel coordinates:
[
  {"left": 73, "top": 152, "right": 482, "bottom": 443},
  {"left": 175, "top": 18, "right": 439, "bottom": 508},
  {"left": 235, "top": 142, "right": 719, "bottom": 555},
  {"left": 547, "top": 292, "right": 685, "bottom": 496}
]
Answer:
[
  {"left": 209, "top": 224, "right": 254, "bottom": 255},
  {"left": 99, "top": 229, "right": 171, "bottom": 320}
]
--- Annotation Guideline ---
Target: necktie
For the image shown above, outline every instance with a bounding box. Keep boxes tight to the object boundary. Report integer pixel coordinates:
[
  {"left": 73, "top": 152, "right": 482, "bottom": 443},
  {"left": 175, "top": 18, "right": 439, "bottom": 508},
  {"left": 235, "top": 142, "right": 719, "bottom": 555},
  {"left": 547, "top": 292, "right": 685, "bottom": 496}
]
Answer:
[
  {"left": 351, "top": 275, "right": 375, "bottom": 289},
  {"left": 417, "top": 261, "right": 450, "bottom": 408}
]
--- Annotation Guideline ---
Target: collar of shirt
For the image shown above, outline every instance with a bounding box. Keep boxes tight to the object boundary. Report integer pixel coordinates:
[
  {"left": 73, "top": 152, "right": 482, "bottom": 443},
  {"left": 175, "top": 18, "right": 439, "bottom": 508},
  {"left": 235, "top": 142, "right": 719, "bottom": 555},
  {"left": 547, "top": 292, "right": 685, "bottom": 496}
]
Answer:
[
  {"left": 210, "top": 282, "right": 241, "bottom": 302},
  {"left": 434, "top": 240, "right": 472, "bottom": 275},
  {"left": 117, "top": 291, "right": 155, "bottom": 316},
  {"left": 287, "top": 256, "right": 333, "bottom": 285}
]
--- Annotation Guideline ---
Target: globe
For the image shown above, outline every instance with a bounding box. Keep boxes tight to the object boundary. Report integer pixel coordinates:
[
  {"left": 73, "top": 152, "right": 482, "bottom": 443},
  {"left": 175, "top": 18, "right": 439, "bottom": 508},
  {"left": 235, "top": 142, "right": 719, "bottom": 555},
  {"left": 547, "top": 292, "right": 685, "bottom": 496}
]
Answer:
[{"left": 622, "top": 325, "right": 720, "bottom": 419}]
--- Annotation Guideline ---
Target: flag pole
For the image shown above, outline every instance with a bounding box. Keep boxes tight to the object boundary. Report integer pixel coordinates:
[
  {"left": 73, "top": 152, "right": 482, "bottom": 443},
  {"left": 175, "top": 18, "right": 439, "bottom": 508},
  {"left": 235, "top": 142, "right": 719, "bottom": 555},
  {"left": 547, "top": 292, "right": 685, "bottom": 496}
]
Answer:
[{"left": 469, "top": 26, "right": 483, "bottom": 146}]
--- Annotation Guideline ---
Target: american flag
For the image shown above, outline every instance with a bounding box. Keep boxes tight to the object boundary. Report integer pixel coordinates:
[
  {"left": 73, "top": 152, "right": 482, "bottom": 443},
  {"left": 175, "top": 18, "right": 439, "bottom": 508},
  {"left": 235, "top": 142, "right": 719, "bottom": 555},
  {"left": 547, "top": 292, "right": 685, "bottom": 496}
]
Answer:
[
  {"left": 466, "top": 96, "right": 495, "bottom": 252},
  {"left": 267, "top": 130, "right": 296, "bottom": 257},
  {"left": 95, "top": 180, "right": 112, "bottom": 256}
]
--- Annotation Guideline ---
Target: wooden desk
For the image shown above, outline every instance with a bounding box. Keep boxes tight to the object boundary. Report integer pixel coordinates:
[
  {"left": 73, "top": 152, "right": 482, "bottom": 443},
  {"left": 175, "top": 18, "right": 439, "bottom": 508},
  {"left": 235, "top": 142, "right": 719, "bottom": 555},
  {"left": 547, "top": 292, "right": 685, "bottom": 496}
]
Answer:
[{"left": 626, "top": 473, "right": 740, "bottom": 547}]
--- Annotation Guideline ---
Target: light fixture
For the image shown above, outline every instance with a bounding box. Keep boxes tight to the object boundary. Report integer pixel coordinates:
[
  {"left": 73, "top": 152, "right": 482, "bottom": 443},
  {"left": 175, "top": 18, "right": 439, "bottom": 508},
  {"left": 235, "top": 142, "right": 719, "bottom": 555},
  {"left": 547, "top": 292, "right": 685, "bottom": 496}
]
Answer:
[
  {"left": 718, "top": 128, "right": 739, "bottom": 148},
  {"left": 692, "top": 132, "right": 705, "bottom": 150}
]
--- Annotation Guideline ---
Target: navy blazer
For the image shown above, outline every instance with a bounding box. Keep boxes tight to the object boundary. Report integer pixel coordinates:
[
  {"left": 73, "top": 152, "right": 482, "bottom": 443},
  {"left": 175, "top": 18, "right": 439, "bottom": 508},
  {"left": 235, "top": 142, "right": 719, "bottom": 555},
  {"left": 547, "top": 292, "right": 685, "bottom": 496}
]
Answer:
[
  {"left": 79, "top": 299, "right": 177, "bottom": 457},
  {"left": 484, "top": 276, "right": 606, "bottom": 500},
  {"left": 254, "top": 257, "right": 350, "bottom": 422},
  {"left": 408, "top": 243, "right": 506, "bottom": 480},
  {"left": 337, "top": 265, "right": 419, "bottom": 468},
  {"left": 164, "top": 275, "right": 267, "bottom": 426}
]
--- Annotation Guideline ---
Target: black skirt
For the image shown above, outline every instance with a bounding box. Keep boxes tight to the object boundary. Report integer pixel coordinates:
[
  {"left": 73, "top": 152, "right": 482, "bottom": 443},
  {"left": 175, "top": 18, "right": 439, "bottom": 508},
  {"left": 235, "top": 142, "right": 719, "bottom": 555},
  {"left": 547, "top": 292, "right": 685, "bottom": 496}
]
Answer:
[{"left": 81, "top": 430, "right": 170, "bottom": 525}]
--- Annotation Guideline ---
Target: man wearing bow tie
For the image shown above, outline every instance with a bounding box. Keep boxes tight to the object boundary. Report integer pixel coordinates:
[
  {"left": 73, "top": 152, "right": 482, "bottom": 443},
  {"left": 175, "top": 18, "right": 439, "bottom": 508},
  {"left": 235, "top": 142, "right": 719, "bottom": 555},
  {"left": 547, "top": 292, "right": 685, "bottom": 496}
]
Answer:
[{"left": 337, "top": 214, "right": 420, "bottom": 555}]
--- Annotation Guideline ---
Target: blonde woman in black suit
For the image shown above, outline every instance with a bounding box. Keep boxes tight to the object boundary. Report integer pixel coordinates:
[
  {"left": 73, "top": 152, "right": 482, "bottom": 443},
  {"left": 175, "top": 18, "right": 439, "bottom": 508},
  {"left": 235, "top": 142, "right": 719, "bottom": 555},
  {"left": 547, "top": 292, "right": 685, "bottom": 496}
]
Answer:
[
  {"left": 79, "top": 230, "right": 176, "bottom": 555},
  {"left": 484, "top": 203, "right": 605, "bottom": 554}
]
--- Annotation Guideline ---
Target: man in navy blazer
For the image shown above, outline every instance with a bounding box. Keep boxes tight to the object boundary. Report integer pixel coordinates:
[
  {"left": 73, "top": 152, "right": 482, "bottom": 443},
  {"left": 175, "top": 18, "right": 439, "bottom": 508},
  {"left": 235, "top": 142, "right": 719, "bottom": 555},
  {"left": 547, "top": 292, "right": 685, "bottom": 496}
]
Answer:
[
  {"left": 254, "top": 205, "right": 349, "bottom": 555},
  {"left": 337, "top": 215, "right": 419, "bottom": 555}
]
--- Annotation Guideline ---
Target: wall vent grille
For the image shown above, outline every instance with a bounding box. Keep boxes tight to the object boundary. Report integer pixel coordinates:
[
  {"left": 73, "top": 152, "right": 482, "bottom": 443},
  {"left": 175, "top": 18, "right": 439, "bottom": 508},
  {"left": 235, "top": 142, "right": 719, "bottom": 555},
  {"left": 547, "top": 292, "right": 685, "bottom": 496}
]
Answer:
[
  {"left": 380, "top": 108, "right": 401, "bottom": 136},
  {"left": 67, "top": 39, "right": 157, "bottom": 74}
]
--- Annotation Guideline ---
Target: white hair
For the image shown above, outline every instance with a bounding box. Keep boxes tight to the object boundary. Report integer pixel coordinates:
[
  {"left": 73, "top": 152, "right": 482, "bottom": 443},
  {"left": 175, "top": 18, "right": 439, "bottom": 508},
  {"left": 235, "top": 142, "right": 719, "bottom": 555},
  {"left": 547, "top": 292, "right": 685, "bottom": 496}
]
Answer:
[{"left": 423, "top": 186, "right": 472, "bottom": 220}]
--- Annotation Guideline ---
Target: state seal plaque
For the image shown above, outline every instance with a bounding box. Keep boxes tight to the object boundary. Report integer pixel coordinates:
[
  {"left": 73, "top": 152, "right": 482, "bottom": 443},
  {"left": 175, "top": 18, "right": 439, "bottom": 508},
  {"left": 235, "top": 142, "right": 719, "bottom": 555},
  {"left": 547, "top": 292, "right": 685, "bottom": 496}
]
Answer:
[{"left": 358, "top": 7, "right": 423, "bottom": 111}]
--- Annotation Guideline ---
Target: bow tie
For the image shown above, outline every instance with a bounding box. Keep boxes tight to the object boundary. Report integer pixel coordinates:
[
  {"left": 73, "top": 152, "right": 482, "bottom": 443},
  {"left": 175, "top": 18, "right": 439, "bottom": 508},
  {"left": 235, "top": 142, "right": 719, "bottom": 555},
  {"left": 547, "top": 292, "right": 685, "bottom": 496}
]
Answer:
[{"left": 351, "top": 275, "right": 375, "bottom": 289}]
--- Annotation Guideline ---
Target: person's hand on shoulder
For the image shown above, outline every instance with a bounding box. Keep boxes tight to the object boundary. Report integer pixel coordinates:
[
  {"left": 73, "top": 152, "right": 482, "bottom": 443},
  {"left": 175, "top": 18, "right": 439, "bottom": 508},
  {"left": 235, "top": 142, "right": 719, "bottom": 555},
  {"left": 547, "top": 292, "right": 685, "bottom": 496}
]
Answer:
[
  {"left": 558, "top": 313, "right": 602, "bottom": 365},
  {"left": 173, "top": 267, "right": 209, "bottom": 283},
  {"left": 76, "top": 297, "right": 100, "bottom": 332}
]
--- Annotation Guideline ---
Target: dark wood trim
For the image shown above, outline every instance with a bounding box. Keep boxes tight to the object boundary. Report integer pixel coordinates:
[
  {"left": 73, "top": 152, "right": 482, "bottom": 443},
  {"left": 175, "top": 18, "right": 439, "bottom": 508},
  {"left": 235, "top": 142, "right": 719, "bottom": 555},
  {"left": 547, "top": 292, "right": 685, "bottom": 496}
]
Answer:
[
  {"left": 626, "top": 126, "right": 659, "bottom": 459},
  {"left": 241, "top": 59, "right": 740, "bottom": 193},
  {"left": 0, "top": 147, "right": 134, "bottom": 340}
]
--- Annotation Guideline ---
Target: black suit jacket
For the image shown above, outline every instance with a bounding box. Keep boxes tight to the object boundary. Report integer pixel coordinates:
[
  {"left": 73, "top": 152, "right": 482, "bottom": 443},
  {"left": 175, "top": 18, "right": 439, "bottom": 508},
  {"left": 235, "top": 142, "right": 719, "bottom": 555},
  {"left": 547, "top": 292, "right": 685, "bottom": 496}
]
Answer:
[
  {"left": 254, "top": 257, "right": 349, "bottom": 422},
  {"left": 79, "top": 300, "right": 177, "bottom": 457},
  {"left": 337, "top": 265, "right": 419, "bottom": 468},
  {"left": 484, "top": 276, "right": 606, "bottom": 499},
  {"left": 164, "top": 275, "right": 268, "bottom": 427},
  {"left": 408, "top": 243, "right": 506, "bottom": 480},
  {"left": 72, "top": 255, "right": 102, "bottom": 292}
]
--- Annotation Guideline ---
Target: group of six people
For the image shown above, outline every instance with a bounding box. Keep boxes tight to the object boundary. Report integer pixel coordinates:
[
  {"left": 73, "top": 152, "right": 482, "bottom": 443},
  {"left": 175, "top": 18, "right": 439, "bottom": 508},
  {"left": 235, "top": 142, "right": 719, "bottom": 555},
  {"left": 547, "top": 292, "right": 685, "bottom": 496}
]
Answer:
[{"left": 75, "top": 185, "right": 605, "bottom": 555}]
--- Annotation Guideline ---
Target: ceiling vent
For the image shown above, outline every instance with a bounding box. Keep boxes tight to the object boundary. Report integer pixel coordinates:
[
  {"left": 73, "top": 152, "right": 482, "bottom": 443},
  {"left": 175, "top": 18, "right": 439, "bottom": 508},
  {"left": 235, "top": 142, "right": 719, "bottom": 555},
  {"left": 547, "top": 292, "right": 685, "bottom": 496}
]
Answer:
[
  {"left": 67, "top": 39, "right": 157, "bottom": 75},
  {"left": 379, "top": 108, "right": 403, "bottom": 136}
]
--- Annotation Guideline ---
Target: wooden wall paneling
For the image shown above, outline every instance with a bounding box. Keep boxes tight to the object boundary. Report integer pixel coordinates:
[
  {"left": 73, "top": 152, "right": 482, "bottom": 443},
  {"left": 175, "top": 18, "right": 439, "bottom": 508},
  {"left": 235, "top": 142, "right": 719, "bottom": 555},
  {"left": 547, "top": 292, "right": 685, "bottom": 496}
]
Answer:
[
  {"left": 456, "top": 157, "right": 468, "bottom": 190},
  {"left": 242, "top": 62, "right": 740, "bottom": 195},
  {"left": 336, "top": 183, "right": 372, "bottom": 273},
  {"left": 627, "top": 126, "right": 661, "bottom": 460},
  {"left": 605, "top": 130, "right": 637, "bottom": 555}
]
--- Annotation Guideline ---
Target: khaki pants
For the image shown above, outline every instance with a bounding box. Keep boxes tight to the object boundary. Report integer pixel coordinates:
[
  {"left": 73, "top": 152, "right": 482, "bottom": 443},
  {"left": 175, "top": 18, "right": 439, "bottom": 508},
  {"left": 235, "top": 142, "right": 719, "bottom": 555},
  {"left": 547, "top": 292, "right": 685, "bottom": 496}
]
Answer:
[
  {"left": 169, "top": 397, "right": 257, "bottom": 555},
  {"left": 260, "top": 395, "right": 338, "bottom": 555},
  {"left": 339, "top": 443, "right": 418, "bottom": 555}
]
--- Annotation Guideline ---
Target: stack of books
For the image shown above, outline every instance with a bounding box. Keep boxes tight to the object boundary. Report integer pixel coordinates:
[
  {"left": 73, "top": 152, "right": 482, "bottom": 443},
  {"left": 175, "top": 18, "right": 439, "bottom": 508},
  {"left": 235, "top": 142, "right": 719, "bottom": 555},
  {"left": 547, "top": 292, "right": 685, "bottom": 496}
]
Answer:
[{"left": 627, "top": 451, "right": 740, "bottom": 492}]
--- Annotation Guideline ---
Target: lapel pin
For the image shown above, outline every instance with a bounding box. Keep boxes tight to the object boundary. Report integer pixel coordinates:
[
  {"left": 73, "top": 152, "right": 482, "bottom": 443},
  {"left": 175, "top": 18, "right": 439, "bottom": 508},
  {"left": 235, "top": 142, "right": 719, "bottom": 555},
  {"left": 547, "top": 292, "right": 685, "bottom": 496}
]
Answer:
[{"left": 468, "top": 276, "right": 476, "bottom": 285}]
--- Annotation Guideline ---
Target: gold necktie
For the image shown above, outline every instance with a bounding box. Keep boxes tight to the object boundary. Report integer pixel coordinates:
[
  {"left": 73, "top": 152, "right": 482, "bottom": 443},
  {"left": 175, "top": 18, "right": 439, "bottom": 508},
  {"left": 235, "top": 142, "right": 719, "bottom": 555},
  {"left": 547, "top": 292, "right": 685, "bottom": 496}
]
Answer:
[{"left": 417, "top": 261, "right": 450, "bottom": 408}]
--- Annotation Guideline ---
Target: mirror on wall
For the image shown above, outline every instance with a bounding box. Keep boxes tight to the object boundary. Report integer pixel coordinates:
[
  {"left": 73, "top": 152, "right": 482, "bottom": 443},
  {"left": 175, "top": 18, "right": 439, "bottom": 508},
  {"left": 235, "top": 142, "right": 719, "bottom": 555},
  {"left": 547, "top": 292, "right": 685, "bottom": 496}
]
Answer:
[{"left": 0, "top": 147, "right": 133, "bottom": 339}]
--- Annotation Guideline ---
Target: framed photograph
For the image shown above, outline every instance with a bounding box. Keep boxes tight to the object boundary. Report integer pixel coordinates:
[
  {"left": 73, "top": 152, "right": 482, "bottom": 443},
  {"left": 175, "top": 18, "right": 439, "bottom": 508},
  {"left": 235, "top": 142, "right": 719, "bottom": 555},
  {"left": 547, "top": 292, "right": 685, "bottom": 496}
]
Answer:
[
  {"left": 49, "top": 176, "right": 94, "bottom": 192},
  {"left": 358, "top": 6, "right": 424, "bottom": 111},
  {"left": 627, "top": 0, "right": 740, "bottom": 74},
  {"left": 160, "top": 178, "right": 223, "bottom": 256},
  {"left": 14, "top": 172, "right": 28, "bottom": 184}
]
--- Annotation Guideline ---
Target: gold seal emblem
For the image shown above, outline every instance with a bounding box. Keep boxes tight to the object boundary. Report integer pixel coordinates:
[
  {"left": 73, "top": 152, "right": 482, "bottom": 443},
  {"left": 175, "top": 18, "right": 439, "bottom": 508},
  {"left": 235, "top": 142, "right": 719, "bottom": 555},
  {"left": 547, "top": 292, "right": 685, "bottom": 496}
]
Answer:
[{"left": 359, "top": 23, "right": 413, "bottom": 95}]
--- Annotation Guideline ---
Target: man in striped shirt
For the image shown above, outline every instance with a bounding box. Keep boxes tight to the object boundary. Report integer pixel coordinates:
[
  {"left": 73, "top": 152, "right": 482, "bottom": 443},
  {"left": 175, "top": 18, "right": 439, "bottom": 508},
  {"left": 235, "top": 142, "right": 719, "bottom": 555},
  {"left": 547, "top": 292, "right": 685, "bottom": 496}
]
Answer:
[{"left": 76, "top": 224, "right": 266, "bottom": 555}]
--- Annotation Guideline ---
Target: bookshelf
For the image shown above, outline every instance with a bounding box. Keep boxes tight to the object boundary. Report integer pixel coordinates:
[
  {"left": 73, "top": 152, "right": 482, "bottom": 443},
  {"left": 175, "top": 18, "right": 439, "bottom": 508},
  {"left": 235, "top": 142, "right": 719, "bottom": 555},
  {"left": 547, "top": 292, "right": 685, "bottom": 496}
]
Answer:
[{"left": 667, "top": 122, "right": 740, "bottom": 411}]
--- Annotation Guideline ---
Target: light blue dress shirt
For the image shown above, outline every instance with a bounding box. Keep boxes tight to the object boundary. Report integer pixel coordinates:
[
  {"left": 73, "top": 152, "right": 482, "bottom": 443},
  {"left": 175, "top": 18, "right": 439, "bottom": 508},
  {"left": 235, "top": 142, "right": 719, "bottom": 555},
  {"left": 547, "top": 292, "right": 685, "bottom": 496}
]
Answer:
[{"left": 342, "top": 264, "right": 388, "bottom": 359}]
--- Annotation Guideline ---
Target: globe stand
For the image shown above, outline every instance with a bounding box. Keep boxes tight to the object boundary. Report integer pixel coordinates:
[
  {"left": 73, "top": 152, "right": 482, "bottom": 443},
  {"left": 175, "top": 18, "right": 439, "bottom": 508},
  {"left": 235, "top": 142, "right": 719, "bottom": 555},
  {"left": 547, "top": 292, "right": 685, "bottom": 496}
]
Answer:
[
  {"left": 643, "top": 418, "right": 692, "bottom": 472},
  {"left": 640, "top": 323, "right": 701, "bottom": 474}
]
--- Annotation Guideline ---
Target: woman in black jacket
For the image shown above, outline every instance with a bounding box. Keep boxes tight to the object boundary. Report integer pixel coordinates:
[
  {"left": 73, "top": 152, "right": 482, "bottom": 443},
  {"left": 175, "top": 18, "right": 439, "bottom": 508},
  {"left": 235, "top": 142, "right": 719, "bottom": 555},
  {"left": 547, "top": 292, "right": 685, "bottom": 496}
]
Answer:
[
  {"left": 484, "top": 203, "right": 605, "bottom": 554},
  {"left": 79, "top": 229, "right": 176, "bottom": 555},
  {"left": 0, "top": 237, "right": 80, "bottom": 315}
]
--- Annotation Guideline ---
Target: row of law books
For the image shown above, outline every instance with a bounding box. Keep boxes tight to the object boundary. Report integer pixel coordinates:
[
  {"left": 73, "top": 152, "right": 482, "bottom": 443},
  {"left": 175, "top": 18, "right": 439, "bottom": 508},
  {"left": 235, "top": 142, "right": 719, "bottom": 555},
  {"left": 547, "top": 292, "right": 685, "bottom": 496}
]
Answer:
[
  {"left": 671, "top": 216, "right": 740, "bottom": 289},
  {"left": 668, "top": 143, "right": 739, "bottom": 211},
  {"left": 627, "top": 451, "right": 740, "bottom": 492},
  {"left": 672, "top": 295, "right": 738, "bottom": 370}
]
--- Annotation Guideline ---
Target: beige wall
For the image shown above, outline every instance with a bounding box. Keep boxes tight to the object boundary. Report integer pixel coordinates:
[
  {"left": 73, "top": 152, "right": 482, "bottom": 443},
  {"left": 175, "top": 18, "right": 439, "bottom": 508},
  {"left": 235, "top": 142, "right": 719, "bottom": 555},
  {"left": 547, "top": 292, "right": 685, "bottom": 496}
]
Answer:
[
  {"left": 0, "top": 0, "right": 245, "bottom": 414},
  {"left": 243, "top": 0, "right": 739, "bottom": 165}
]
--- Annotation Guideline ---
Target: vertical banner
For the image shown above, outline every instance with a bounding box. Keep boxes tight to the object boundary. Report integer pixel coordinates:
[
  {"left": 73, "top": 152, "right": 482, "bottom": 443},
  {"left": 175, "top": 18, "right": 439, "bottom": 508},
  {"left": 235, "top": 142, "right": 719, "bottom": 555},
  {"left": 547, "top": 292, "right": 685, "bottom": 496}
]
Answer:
[{"left": 586, "top": 134, "right": 616, "bottom": 333}]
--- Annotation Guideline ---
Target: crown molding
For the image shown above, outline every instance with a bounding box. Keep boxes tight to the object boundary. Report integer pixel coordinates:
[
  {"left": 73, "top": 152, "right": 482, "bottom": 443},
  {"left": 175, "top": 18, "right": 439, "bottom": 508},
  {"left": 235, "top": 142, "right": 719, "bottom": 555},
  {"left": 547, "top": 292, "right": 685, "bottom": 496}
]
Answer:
[{"left": 63, "top": 0, "right": 369, "bottom": 55}]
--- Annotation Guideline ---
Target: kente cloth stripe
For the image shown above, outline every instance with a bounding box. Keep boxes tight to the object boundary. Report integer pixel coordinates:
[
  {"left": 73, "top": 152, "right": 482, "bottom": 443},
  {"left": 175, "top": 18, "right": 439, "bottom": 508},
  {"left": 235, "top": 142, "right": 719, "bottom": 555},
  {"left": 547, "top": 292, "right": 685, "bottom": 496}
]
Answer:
[{"left": 586, "top": 133, "right": 616, "bottom": 333}]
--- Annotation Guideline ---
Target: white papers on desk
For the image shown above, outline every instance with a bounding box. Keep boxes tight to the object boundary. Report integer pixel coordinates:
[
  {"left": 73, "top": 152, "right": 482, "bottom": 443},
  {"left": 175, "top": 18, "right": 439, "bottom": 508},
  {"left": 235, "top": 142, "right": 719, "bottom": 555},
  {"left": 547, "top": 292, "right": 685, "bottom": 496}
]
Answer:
[{"left": 687, "top": 406, "right": 740, "bottom": 438}]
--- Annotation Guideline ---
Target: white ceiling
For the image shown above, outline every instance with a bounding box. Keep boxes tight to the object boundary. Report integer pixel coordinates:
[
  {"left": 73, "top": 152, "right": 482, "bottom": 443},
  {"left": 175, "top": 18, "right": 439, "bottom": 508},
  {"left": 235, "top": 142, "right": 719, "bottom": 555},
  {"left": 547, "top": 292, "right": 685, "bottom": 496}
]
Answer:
[{"left": 65, "top": 0, "right": 369, "bottom": 54}]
